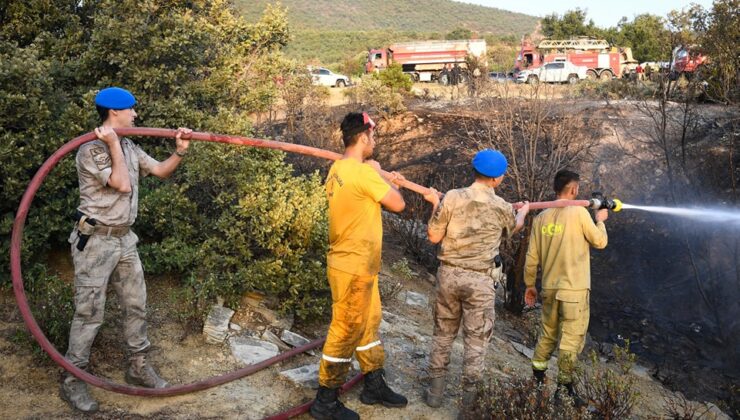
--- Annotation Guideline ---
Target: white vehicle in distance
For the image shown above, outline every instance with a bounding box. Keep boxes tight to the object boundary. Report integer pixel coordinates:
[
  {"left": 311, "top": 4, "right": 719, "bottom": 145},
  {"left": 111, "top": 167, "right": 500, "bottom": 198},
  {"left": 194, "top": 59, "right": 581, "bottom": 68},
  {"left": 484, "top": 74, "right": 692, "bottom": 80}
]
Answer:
[
  {"left": 516, "top": 61, "right": 589, "bottom": 84},
  {"left": 309, "top": 67, "right": 350, "bottom": 87}
]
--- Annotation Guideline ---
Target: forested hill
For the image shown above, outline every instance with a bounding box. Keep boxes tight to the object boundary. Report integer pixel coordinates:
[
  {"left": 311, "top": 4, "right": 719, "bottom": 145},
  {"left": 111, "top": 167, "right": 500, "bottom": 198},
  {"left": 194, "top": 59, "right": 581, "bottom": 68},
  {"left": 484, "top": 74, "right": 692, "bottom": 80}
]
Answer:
[{"left": 236, "top": 0, "right": 538, "bottom": 36}]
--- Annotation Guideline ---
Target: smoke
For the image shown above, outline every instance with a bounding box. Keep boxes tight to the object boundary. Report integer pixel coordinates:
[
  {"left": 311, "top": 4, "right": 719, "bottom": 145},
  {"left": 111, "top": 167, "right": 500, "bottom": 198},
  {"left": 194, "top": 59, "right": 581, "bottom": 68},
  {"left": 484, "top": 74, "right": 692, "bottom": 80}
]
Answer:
[{"left": 620, "top": 203, "right": 740, "bottom": 226}]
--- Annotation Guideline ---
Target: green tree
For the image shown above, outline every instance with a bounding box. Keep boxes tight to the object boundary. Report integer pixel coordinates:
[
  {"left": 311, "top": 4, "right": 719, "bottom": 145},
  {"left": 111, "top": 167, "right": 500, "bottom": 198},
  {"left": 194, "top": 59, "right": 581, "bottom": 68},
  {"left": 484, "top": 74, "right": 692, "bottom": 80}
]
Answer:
[
  {"left": 541, "top": 8, "right": 602, "bottom": 39},
  {"left": 1, "top": 0, "right": 332, "bottom": 350},
  {"left": 372, "top": 62, "right": 413, "bottom": 92},
  {"left": 446, "top": 27, "right": 473, "bottom": 40},
  {"left": 616, "top": 14, "right": 671, "bottom": 62}
]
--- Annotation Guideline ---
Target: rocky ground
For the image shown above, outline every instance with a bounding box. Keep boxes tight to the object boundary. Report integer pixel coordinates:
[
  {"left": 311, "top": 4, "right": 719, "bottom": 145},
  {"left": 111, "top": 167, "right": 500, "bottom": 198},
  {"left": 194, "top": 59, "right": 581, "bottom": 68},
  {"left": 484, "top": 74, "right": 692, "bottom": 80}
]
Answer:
[
  {"left": 1, "top": 92, "right": 737, "bottom": 419},
  {"left": 0, "top": 237, "right": 732, "bottom": 419}
]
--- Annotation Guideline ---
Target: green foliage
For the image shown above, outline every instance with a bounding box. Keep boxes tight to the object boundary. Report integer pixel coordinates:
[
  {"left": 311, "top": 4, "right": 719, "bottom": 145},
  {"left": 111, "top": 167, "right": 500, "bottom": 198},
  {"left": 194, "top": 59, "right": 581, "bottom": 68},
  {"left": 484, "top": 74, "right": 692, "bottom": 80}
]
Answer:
[
  {"left": 15, "top": 265, "right": 75, "bottom": 353},
  {"left": 372, "top": 63, "right": 413, "bottom": 92},
  {"left": 614, "top": 14, "right": 671, "bottom": 62},
  {"left": 390, "top": 258, "right": 416, "bottom": 281},
  {"left": 577, "top": 343, "right": 641, "bottom": 419},
  {"left": 344, "top": 76, "right": 406, "bottom": 118},
  {"left": 446, "top": 27, "right": 473, "bottom": 40},
  {"left": 463, "top": 375, "right": 588, "bottom": 419},
  {"left": 1, "top": 1, "right": 332, "bottom": 324},
  {"left": 541, "top": 8, "right": 602, "bottom": 39},
  {"left": 236, "top": 0, "right": 537, "bottom": 34},
  {"left": 691, "top": 0, "right": 740, "bottom": 104}
]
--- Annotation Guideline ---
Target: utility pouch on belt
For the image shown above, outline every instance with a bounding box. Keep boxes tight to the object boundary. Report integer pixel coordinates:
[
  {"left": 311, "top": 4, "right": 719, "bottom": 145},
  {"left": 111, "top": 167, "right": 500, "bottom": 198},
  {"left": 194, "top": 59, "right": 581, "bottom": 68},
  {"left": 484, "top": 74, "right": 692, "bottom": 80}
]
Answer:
[{"left": 74, "top": 211, "right": 97, "bottom": 251}]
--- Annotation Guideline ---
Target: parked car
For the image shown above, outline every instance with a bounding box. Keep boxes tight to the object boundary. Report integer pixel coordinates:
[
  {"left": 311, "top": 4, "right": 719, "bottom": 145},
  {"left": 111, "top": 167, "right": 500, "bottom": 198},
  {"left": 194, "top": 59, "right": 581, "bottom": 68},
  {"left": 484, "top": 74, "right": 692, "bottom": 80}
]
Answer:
[
  {"left": 309, "top": 67, "right": 350, "bottom": 87},
  {"left": 516, "top": 61, "right": 589, "bottom": 84},
  {"left": 488, "top": 71, "right": 514, "bottom": 83}
]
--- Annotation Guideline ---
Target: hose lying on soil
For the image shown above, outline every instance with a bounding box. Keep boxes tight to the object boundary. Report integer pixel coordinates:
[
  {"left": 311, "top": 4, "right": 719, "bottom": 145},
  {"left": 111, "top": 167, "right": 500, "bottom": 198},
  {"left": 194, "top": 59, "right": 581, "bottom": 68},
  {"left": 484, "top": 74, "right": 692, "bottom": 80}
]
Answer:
[{"left": 10, "top": 127, "right": 602, "bottom": 403}]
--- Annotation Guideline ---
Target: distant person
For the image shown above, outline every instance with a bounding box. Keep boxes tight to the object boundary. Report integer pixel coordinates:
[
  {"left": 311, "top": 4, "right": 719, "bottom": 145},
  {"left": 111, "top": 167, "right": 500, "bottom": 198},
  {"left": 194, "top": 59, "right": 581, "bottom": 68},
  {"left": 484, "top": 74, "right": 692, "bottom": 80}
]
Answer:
[
  {"left": 636, "top": 64, "right": 644, "bottom": 81},
  {"left": 311, "top": 112, "right": 407, "bottom": 420},
  {"left": 61, "top": 87, "right": 191, "bottom": 413},
  {"left": 644, "top": 64, "right": 653, "bottom": 81},
  {"left": 422, "top": 149, "right": 529, "bottom": 409},
  {"left": 524, "top": 169, "right": 608, "bottom": 406},
  {"left": 451, "top": 63, "right": 461, "bottom": 86}
]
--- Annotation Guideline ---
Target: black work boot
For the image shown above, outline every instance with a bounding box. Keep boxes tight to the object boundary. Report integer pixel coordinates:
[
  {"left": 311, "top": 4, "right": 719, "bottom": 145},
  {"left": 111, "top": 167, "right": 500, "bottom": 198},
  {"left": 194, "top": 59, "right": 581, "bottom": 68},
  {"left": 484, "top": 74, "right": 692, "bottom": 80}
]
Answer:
[
  {"left": 310, "top": 386, "right": 359, "bottom": 420},
  {"left": 60, "top": 372, "right": 99, "bottom": 413},
  {"left": 424, "top": 376, "right": 446, "bottom": 408},
  {"left": 554, "top": 382, "right": 587, "bottom": 408},
  {"left": 360, "top": 369, "right": 408, "bottom": 408},
  {"left": 126, "top": 350, "right": 168, "bottom": 388},
  {"left": 533, "top": 368, "right": 547, "bottom": 385}
]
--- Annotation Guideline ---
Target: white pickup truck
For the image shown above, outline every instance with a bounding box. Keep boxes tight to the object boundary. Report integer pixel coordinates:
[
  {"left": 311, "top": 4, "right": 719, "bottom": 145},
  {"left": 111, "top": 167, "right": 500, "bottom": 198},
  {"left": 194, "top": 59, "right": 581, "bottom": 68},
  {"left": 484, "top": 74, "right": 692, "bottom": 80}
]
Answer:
[{"left": 516, "top": 61, "right": 589, "bottom": 84}]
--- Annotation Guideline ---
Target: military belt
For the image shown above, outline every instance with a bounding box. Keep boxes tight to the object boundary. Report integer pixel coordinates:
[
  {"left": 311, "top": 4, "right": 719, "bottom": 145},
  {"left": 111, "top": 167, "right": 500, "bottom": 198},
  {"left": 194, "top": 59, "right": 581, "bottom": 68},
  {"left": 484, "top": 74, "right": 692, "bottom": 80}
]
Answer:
[
  {"left": 89, "top": 224, "right": 130, "bottom": 237},
  {"left": 442, "top": 262, "right": 491, "bottom": 275}
]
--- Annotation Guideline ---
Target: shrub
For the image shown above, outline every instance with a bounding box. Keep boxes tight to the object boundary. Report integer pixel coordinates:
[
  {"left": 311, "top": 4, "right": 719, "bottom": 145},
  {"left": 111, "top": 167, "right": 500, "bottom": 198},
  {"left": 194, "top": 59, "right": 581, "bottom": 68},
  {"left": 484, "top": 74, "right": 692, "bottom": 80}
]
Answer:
[
  {"left": 345, "top": 76, "right": 406, "bottom": 118},
  {"left": 11, "top": 264, "right": 75, "bottom": 357},
  {"left": 391, "top": 258, "right": 417, "bottom": 281},
  {"left": 1, "top": 2, "right": 332, "bottom": 335},
  {"left": 576, "top": 342, "right": 641, "bottom": 419},
  {"left": 462, "top": 375, "right": 588, "bottom": 419},
  {"left": 372, "top": 63, "right": 413, "bottom": 93}
]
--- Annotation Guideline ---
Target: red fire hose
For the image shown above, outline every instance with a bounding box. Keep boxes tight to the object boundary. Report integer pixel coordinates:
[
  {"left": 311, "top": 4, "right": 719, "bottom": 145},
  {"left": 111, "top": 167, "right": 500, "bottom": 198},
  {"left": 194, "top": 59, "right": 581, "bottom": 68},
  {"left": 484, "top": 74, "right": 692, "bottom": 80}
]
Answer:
[
  {"left": 9, "top": 127, "right": 605, "bottom": 414},
  {"left": 10, "top": 128, "right": 428, "bottom": 399}
]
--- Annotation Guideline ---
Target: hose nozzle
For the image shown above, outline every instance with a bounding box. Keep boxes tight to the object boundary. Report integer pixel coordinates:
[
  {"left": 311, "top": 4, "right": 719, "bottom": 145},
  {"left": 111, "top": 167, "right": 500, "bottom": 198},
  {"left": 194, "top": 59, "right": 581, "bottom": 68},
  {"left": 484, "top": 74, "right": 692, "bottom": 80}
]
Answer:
[{"left": 589, "top": 192, "right": 623, "bottom": 212}]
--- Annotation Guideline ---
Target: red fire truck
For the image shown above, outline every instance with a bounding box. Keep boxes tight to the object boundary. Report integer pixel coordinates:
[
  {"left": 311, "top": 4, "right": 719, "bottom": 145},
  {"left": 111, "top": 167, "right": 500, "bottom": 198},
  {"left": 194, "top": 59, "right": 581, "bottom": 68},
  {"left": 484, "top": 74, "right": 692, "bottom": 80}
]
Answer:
[
  {"left": 367, "top": 39, "right": 487, "bottom": 84},
  {"left": 515, "top": 38, "right": 638, "bottom": 80},
  {"left": 670, "top": 45, "right": 708, "bottom": 79}
]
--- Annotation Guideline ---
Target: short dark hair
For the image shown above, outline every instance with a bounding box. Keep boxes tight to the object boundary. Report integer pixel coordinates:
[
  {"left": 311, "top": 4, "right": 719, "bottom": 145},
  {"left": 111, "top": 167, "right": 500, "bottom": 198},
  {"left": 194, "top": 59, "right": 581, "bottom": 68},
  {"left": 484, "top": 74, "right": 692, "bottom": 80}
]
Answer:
[
  {"left": 473, "top": 168, "right": 492, "bottom": 181},
  {"left": 96, "top": 105, "right": 110, "bottom": 124},
  {"left": 553, "top": 169, "right": 580, "bottom": 194},
  {"left": 340, "top": 112, "right": 370, "bottom": 147}
]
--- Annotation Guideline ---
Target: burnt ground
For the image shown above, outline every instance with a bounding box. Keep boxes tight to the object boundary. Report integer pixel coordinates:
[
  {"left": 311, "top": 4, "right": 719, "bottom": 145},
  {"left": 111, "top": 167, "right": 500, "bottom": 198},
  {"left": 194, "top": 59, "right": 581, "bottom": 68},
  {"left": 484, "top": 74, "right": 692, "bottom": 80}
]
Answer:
[{"left": 1, "top": 94, "right": 738, "bottom": 418}]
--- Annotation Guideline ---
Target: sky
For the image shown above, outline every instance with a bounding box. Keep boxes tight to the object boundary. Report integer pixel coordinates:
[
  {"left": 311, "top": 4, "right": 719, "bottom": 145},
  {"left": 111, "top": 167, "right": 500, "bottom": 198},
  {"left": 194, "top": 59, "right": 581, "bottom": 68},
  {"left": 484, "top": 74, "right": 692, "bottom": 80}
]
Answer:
[{"left": 459, "top": 0, "right": 716, "bottom": 28}]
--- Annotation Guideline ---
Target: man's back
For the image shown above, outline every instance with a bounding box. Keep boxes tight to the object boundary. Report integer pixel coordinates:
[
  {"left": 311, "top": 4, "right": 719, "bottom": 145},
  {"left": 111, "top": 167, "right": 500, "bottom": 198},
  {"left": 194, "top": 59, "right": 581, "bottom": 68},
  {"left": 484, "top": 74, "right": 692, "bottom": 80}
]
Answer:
[
  {"left": 431, "top": 183, "right": 515, "bottom": 271},
  {"left": 325, "top": 158, "right": 390, "bottom": 276},
  {"left": 527, "top": 206, "right": 607, "bottom": 290}
]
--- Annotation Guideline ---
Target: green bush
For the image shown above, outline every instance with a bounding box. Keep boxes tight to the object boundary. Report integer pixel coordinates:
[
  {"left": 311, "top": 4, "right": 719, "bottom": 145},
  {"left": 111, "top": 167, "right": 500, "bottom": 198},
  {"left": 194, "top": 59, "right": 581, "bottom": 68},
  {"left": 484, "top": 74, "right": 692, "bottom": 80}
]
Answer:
[
  {"left": 344, "top": 76, "right": 406, "bottom": 117},
  {"left": 463, "top": 375, "right": 588, "bottom": 419},
  {"left": 11, "top": 264, "right": 75, "bottom": 355},
  {"left": 1, "top": 1, "right": 332, "bottom": 332},
  {"left": 372, "top": 63, "right": 413, "bottom": 92},
  {"left": 576, "top": 343, "right": 641, "bottom": 418}
]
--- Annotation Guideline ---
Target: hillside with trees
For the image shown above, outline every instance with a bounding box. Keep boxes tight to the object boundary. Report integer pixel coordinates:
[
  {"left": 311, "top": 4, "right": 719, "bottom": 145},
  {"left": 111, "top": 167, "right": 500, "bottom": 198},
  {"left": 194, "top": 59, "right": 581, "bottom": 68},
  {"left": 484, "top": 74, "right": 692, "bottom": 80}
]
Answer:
[
  {"left": 235, "top": 0, "right": 537, "bottom": 67},
  {"left": 236, "top": 0, "right": 537, "bottom": 33}
]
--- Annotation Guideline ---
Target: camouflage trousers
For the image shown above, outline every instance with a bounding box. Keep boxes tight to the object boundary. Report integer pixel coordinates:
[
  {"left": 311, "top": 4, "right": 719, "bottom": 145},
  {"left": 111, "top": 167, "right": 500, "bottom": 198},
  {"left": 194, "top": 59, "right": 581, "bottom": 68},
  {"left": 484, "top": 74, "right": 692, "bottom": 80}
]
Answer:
[
  {"left": 66, "top": 229, "right": 150, "bottom": 368},
  {"left": 428, "top": 264, "right": 498, "bottom": 383},
  {"left": 531, "top": 289, "right": 590, "bottom": 384}
]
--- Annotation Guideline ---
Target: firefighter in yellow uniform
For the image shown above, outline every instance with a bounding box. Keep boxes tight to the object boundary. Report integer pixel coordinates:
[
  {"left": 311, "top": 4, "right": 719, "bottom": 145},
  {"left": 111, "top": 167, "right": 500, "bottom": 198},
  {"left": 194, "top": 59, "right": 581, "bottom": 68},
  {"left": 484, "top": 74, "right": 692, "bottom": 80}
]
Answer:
[
  {"left": 524, "top": 169, "right": 608, "bottom": 405},
  {"left": 311, "top": 112, "right": 407, "bottom": 420}
]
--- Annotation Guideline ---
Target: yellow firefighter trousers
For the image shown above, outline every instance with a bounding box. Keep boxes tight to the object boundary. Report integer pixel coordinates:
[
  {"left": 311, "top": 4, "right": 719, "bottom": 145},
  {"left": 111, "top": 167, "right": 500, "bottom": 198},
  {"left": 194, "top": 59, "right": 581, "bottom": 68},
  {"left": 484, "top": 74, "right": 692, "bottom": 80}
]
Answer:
[
  {"left": 318, "top": 267, "right": 385, "bottom": 388},
  {"left": 531, "top": 289, "right": 590, "bottom": 384}
]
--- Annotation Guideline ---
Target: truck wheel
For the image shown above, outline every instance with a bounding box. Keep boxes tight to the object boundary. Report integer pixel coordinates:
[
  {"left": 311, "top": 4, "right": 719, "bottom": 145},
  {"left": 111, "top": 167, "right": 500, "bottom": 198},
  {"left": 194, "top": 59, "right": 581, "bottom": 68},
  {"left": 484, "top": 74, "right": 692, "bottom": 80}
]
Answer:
[
  {"left": 599, "top": 70, "right": 613, "bottom": 81},
  {"left": 586, "top": 70, "right": 598, "bottom": 80},
  {"left": 438, "top": 73, "right": 449, "bottom": 86},
  {"left": 336, "top": 79, "right": 346, "bottom": 88},
  {"left": 567, "top": 74, "right": 578, "bottom": 84},
  {"left": 527, "top": 75, "right": 539, "bottom": 85}
]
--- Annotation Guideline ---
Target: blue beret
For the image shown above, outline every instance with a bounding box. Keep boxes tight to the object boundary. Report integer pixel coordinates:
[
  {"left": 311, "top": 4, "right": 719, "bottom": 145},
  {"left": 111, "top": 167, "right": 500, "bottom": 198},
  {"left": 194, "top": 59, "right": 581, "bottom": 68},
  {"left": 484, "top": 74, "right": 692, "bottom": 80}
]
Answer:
[
  {"left": 472, "top": 149, "right": 508, "bottom": 177},
  {"left": 94, "top": 87, "right": 136, "bottom": 110}
]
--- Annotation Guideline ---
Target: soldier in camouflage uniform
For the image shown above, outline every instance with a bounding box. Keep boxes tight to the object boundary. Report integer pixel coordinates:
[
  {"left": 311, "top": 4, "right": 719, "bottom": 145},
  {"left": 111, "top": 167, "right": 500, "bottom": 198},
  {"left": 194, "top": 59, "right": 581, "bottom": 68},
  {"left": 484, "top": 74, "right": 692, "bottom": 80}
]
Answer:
[
  {"left": 61, "top": 87, "right": 191, "bottom": 413},
  {"left": 422, "top": 149, "right": 529, "bottom": 410}
]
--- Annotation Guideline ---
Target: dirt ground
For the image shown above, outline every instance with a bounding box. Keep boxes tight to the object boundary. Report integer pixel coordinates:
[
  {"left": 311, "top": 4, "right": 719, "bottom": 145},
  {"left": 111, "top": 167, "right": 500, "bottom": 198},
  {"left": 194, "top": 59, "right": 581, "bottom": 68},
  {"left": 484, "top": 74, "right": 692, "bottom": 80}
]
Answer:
[
  {"left": 1, "top": 92, "right": 736, "bottom": 419},
  {"left": 0, "top": 240, "right": 728, "bottom": 419}
]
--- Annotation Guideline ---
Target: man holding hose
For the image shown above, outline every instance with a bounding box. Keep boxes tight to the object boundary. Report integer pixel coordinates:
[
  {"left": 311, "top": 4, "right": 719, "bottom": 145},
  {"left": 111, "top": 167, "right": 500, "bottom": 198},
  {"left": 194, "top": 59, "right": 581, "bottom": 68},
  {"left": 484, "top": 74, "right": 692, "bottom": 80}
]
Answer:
[
  {"left": 524, "top": 169, "right": 608, "bottom": 406},
  {"left": 311, "top": 112, "right": 408, "bottom": 420},
  {"left": 61, "top": 87, "right": 191, "bottom": 413}
]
